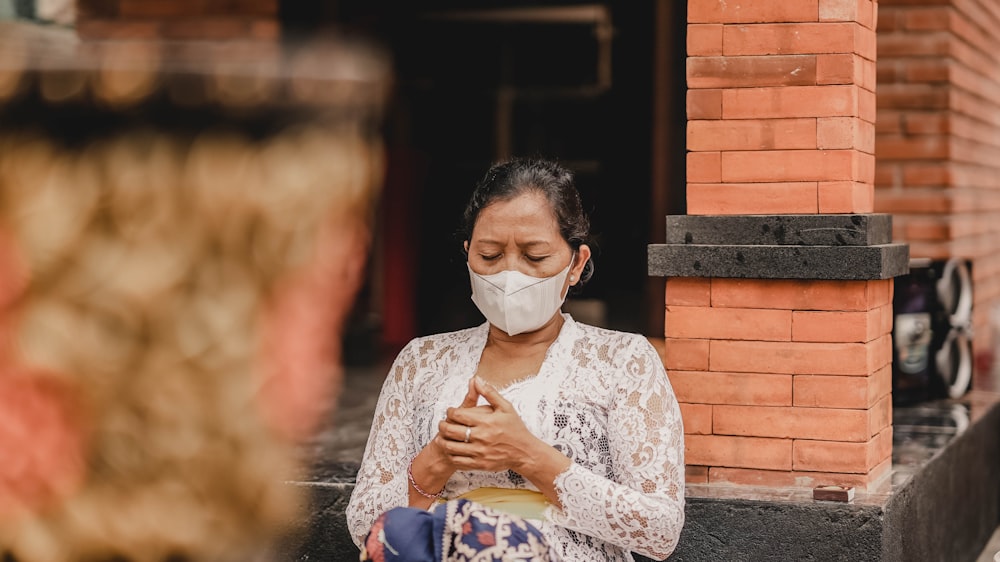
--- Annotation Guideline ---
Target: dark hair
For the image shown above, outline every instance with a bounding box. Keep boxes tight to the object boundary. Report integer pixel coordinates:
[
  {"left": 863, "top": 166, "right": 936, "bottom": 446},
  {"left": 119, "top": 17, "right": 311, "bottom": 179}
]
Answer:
[{"left": 461, "top": 157, "right": 594, "bottom": 285}]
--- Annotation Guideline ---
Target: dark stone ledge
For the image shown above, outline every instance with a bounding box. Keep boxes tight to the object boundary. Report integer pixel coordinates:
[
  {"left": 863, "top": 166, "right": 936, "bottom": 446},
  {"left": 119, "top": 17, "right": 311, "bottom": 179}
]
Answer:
[
  {"left": 665, "top": 214, "right": 893, "bottom": 246},
  {"left": 669, "top": 497, "right": 883, "bottom": 561},
  {"left": 650, "top": 214, "right": 908, "bottom": 281},
  {"left": 648, "top": 243, "right": 910, "bottom": 280},
  {"left": 881, "top": 395, "right": 1000, "bottom": 561}
]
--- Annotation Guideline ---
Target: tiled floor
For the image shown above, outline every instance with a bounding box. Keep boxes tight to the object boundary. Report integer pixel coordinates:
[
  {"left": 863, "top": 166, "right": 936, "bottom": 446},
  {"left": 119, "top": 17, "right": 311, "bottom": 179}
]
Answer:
[{"left": 298, "top": 356, "right": 393, "bottom": 481}]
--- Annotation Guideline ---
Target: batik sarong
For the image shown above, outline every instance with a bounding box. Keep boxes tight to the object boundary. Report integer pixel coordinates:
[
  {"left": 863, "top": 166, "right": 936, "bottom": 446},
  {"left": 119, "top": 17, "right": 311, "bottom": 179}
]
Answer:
[{"left": 360, "top": 497, "right": 551, "bottom": 562}]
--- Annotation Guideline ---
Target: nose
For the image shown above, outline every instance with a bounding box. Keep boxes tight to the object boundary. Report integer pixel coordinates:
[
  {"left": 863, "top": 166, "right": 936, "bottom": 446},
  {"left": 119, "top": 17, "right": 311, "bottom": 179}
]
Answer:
[{"left": 501, "top": 253, "right": 520, "bottom": 272}]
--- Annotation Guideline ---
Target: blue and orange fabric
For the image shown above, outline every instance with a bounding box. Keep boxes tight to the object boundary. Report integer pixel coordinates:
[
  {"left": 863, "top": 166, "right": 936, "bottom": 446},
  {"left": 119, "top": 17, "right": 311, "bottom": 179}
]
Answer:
[{"left": 360, "top": 498, "right": 551, "bottom": 562}]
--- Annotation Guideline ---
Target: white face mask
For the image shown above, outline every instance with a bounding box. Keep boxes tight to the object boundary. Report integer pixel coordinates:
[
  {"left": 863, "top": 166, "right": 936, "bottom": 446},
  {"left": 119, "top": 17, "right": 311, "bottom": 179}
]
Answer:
[{"left": 468, "top": 262, "right": 572, "bottom": 336}]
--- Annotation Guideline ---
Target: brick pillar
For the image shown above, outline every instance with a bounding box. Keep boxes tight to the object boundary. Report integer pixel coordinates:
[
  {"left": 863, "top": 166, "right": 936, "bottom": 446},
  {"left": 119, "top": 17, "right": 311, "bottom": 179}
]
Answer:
[
  {"left": 686, "top": 0, "right": 878, "bottom": 215},
  {"left": 649, "top": 0, "right": 908, "bottom": 491}
]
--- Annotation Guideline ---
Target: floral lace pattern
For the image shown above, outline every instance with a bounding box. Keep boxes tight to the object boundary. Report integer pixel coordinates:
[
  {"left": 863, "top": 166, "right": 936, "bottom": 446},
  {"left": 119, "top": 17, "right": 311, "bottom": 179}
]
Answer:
[{"left": 346, "top": 314, "right": 685, "bottom": 561}]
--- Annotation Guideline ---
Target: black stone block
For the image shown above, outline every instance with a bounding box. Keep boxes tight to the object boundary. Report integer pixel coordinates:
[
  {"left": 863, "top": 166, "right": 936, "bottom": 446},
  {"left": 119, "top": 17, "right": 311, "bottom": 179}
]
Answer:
[
  {"left": 648, "top": 243, "right": 910, "bottom": 280},
  {"left": 665, "top": 214, "right": 893, "bottom": 246},
  {"left": 668, "top": 498, "right": 883, "bottom": 561}
]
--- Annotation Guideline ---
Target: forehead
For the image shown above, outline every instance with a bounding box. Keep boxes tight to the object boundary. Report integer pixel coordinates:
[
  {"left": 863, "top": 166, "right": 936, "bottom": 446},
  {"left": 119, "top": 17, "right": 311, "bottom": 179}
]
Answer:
[{"left": 471, "top": 191, "right": 560, "bottom": 240}]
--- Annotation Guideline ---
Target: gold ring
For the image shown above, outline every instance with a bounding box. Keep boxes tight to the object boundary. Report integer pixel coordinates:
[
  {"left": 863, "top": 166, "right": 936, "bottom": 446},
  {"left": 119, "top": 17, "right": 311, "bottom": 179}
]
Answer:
[{"left": 464, "top": 426, "right": 472, "bottom": 443}]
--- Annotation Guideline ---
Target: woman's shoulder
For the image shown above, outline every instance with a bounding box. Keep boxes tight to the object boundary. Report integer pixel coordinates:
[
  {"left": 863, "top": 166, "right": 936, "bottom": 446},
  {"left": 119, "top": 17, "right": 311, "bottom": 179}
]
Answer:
[
  {"left": 397, "top": 323, "right": 486, "bottom": 358},
  {"left": 567, "top": 318, "right": 668, "bottom": 388},
  {"left": 567, "top": 316, "right": 657, "bottom": 360},
  {"left": 570, "top": 316, "right": 650, "bottom": 347}
]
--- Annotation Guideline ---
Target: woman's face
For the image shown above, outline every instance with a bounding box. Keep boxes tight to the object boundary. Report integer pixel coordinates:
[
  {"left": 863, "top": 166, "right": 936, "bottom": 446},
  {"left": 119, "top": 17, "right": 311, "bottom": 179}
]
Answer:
[{"left": 466, "top": 190, "right": 589, "bottom": 287}]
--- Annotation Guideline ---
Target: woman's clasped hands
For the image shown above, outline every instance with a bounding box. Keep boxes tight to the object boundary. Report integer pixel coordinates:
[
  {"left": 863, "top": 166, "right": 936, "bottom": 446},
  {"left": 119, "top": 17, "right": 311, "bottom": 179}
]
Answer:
[{"left": 436, "top": 377, "right": 537, "bottom": 474}]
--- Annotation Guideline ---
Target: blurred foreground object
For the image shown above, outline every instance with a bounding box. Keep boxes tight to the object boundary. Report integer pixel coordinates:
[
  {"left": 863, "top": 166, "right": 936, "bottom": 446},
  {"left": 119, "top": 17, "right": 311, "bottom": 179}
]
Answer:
[{"left": 0, "top": 21, "right": 389, "bottom": 561}]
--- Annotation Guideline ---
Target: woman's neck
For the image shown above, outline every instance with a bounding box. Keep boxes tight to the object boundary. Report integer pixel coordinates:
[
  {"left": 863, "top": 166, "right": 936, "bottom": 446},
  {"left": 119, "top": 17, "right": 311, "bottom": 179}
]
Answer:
[
  {"left": 486, "top": 313, "right": 564, "bottom": 357},
  {"left": 477, "top": 314, "right": 563, "bottom": 387}
]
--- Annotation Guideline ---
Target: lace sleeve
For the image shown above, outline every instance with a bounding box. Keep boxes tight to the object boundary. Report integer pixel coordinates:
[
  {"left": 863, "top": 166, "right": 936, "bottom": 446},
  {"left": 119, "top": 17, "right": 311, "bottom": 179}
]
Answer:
[
  {"left": 345, "top": 339, "right": 420, "bottom": 547},
  {"left": 546, "top": 336, "right": 685, "bottom": 560}
]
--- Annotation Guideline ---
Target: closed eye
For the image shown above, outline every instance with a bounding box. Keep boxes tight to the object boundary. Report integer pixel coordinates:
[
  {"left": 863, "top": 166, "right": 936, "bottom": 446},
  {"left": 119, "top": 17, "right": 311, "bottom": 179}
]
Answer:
[
  {"left": 526, "top": 255, "right": 548, "bottom": 262},
  {"left": 480, "top": 254, "right": 501, "bottom": 261}
]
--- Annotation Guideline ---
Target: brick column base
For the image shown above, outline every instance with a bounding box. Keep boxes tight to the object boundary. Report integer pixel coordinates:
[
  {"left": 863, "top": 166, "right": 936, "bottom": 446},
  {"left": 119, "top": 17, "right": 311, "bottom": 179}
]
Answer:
[
  {"left": 666, "top": 276, "right": 894, "bottom": 489},
  {"left": 649, "top": 214, "right": 907, "bottom": 490}
]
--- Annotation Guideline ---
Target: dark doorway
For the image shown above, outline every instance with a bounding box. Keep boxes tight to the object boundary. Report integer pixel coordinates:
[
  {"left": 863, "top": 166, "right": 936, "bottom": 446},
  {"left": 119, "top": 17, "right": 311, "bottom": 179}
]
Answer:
[{"left": 300, "top": 1, "right": 687, "bottom": 354}]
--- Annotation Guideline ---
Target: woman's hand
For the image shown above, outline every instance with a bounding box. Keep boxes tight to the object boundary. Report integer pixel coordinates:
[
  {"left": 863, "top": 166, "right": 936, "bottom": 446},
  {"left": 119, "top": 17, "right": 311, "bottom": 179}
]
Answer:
[
  {"left": 438, "top": 377, "right": 571, "bottom": 507},
  {"left": 425, "top": 376, "right": 478, "bottom": 466},
  {"left": 405, "top": 380, "right": 484, "bottom": 508},
  {"left": 438, "top": 378, "right": 550, "bottom": 474}
]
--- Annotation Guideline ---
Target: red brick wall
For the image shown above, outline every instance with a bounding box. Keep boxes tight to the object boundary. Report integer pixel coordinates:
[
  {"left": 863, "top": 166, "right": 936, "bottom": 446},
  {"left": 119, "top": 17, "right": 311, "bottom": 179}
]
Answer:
[
  {"left": 876, "top": 0, "right": 1000, "bottom": 359},
  {"left": 678, "top": 1, "right": 890, "bottom": 489}
]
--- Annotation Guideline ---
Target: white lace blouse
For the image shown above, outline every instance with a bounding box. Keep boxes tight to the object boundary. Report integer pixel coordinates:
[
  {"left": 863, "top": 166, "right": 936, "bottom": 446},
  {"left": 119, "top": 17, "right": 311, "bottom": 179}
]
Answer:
[{"left": 345, "top": 314, "right": 685, "bottom": 561}]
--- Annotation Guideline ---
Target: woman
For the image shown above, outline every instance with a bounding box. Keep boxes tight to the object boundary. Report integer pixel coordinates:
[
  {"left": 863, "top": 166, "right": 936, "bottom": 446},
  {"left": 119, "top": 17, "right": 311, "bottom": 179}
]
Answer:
[{"left": 346, "top": 158, "right": 685, "bottom": 561}]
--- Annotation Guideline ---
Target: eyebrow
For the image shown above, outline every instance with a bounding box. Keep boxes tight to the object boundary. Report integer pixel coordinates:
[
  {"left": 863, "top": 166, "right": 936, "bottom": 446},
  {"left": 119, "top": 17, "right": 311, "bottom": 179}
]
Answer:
[{"left": 474, "top": 239, "right": 552, "bottom": 248}]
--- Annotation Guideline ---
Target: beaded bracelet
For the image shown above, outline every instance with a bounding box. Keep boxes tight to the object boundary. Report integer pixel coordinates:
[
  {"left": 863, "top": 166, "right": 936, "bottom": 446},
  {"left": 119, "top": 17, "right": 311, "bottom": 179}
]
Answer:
[{"left": 407, "top": 459, "right": 444, "bottom": 500}]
